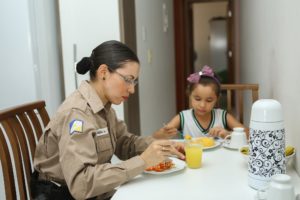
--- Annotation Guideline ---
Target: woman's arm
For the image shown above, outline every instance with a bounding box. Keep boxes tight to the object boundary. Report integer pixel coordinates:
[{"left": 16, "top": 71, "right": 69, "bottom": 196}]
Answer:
[{"left": 58, "top": 109, "right": 147, "bottom": 199}]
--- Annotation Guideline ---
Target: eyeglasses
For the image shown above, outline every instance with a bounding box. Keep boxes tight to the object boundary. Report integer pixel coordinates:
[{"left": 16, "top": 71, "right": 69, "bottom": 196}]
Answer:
[{"left": 112, "top": 70, "right": 138, "bottom": 86}]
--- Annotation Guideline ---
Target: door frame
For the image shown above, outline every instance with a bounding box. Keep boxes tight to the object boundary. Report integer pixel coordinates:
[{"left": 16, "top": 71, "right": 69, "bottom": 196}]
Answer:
[
  {"left": 173, "top": 0, "right": 237, "bottom": 112},
  {"left": 119, "top": 0, "right": 141, "bottom": 135}
]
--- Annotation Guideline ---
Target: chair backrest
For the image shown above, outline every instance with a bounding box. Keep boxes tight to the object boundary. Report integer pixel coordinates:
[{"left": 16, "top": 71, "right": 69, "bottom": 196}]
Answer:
[
  {"left": 0, "top": 101, "right": 50, "bottom": 200},
  {"left": 219, "top": 84, "right": 259, "bottom": 124}
]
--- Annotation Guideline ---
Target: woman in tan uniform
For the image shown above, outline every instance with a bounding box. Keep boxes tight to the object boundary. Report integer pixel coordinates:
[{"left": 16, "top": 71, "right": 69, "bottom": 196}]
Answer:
[{"left": 31, "top": 40, "right": 185, "bottom": 200}]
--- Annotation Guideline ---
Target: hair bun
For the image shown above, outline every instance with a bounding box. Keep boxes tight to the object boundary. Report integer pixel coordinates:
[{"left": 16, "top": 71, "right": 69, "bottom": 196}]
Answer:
[{"left": 76, "top": 57, "right": 92, "bottom": 74}]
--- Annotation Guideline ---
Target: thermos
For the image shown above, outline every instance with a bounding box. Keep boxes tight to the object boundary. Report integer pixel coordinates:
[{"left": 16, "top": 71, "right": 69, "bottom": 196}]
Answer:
[{"left": 248, "top": 99, "right": 286, "bottom": 190}]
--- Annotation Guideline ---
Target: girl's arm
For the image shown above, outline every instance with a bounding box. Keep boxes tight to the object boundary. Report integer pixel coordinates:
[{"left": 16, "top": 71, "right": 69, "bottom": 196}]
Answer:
[
  {"left": 152, "top": 115, "right": 181, "bottom": 139},
  {"left": 209, "top": 113, "right": 248, "bottom": 139},
  {"left": 226, "top": 113, "right": 249, "bottom": 138}
]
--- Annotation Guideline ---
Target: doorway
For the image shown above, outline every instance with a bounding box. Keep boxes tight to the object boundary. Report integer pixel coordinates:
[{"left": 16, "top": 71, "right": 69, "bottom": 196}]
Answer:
[{"left": 173, "top": 0, "right": 238, "bottom": 112}]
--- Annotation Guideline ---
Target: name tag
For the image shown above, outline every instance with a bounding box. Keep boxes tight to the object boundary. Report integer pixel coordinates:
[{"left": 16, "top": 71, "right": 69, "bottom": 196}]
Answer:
[{"left": 96, "top": 127, "right": 109, "bottom": 136}]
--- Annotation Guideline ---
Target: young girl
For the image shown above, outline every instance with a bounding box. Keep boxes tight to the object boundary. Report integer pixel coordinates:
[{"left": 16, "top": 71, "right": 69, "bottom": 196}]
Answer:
[{"left": 153, "top": 65, "right": 247, "bottom": 139}]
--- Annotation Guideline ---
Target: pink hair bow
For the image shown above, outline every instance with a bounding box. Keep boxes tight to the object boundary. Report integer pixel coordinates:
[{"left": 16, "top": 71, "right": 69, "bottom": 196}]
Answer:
[{"left": 187, "top": 65, "right": 220, "bottom": 84}]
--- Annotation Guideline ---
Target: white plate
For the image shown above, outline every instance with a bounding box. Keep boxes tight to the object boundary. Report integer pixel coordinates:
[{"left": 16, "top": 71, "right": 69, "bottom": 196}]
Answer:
[
  {"left": 171, "top": 139, "right": 185, "bottom": 143},
  {"left": 171, "top": 139, "right": 221, "bottom": 150},
  {"left": 203, "top": 140, "right": 221, "bottom": 150},
  {"left": 143, "top": 157, "right": 186, "bottom": 175},
  {"left": 222, "top": 142, "right": 240, "bottom": 150}
]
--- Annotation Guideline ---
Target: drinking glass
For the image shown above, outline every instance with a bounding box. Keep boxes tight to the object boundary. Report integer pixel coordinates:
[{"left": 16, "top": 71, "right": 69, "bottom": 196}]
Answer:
[{"left": 185, "top": 141, "right": 202, "bottom": 169}]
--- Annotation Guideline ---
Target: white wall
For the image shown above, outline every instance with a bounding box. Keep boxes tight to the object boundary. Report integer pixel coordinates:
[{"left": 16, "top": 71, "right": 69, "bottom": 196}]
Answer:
[
  {"left": 0, "top": 0, "right": 38, "bottom": 110},
  {"left": 31, "top": 0, "right": 64, "bottom": 116},
  {"left": 135, "top": 0, "right": 177, "bottom": 136},
  {"left": 0, "top": 0, "right": 63, "bottom": 116},
  {"left": 58, "top": 0, "right": 124, "bottom": 120},
  {"left": 240, "top": 0, "right": 300, "bottom": 174}
]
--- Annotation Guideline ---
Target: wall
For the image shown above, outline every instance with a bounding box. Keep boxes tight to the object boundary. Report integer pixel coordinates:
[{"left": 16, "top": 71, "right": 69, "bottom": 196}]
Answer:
[
  {"left": 135, "top": 0, "right": 177, "bottom": 136},
  {"left": 0, "top": 0, "right": 63, "bottom": 198},
  {"left": 0, "top": 0, "right": 63, "bottom": 117},
  {"left": 0, "top": 0, "right": 38, "bottom": 110},
  {"left": 31, "top": 0, "right": 64, "bottom": 116},
  {"left": 58, "top": 0, "right": 124, "bottom": 120},
  {"left": 240, "top": 0, "right": 300, "bottom": 174}
]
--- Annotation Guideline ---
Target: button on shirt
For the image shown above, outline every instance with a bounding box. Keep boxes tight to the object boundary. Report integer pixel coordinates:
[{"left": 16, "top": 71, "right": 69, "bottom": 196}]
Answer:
[{"left": 34, "top": 81, "right": 154, "bottom": 199}]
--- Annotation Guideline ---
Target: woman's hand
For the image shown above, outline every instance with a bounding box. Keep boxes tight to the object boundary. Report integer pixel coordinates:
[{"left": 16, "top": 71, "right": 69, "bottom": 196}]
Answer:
[
  {"left": 208, "top": 127, "right": 230, "bottom": 138},
  {"left": 140, "top": 140, "right": 185, "bottom": 168},
  {"left": 152, "top": 124, "right": 178, "bottom": 139},
  {"left": 174, "top": 142, "right": 185, "bottom": 156}
]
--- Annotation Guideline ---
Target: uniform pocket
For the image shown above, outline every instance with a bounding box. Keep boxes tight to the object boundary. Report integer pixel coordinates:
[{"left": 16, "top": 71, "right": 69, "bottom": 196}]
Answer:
[
  {"left": 95, "top": 134, "right": 113, "bottom": 163},
  {"left": 95, "top": 134, "right": 112, "bottom": 152}
]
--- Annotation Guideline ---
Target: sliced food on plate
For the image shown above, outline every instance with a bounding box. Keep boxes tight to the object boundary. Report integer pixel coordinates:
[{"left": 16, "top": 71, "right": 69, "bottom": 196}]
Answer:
[
  {"left": 144, "top": 157, "right": 186, "bottom": 175},
  {"left": 145, "top": 159, "right": 174, "bottom": 172}
]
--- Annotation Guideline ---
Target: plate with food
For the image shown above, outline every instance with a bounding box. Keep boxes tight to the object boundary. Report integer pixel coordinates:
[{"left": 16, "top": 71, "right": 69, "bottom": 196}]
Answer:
[
  {"left": 144, "top": 157, "right": 186, "bottom": 175},
  {"left": 171, "top": 137, "right": 221, "bottom": 150},
  {"left": 193, "top": 137, "right": 221, "bottom": 150},
  {"left": 239, "top": 145, "right": 296, "bottom": 164}
]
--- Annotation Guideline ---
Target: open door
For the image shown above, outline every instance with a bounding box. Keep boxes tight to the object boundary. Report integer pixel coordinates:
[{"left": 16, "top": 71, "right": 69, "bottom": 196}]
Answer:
[{"left": 173, "top": 0, "right": 238, "bottom": 112}]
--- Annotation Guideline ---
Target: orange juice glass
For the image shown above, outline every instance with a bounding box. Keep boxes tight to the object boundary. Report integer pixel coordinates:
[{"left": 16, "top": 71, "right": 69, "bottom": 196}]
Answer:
[{"left": 185, "top": 142, "right": 202, "bottom": 169}]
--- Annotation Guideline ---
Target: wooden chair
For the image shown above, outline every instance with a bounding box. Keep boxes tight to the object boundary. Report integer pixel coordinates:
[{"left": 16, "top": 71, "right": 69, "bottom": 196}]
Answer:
[
  {"left": 219, "top": 84, "right": 259, "bottom": 124},
  {"left": 0, "top": 101, "right": 50, "bottom": 200}
]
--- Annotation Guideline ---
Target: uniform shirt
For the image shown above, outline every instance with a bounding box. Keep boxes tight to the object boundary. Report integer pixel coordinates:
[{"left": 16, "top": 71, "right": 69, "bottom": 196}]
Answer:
[
  {"left": 179, "top": 108, "right": 228, "bottom": 138},
  {"left": 34, "top": 81, "right": 154, "bottom": 200}
]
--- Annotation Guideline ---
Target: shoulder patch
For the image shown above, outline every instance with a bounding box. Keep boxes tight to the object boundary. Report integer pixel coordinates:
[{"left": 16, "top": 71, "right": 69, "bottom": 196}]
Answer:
[{"left": 69, "top": 119, "right": 83, "bottom": 134}]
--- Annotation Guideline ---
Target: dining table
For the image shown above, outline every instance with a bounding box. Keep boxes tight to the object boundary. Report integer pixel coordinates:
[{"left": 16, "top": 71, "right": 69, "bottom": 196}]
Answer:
[{"left": 111, "top": 143, "right": 300, "bottom": 200}]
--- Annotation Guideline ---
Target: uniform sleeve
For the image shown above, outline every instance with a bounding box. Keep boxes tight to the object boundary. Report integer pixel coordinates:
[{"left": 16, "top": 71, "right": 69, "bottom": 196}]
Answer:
[
  {"left": 114, "top": 118, "right": 154, "bottom": 160},
  {"left": 58, "top": 109, "right": 146, "bottom": 199}
]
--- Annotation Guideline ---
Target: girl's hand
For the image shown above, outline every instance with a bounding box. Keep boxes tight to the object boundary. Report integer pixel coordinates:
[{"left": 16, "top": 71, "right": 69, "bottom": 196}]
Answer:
[
  {"left": 140, "top": 140, "right": 185, "bottom": 168},
  {"left": 208, "top": 127, "right": 230, "bottom": 138},
  {"left": 152, "top": 124, "right": 178, "bottom": 139}
]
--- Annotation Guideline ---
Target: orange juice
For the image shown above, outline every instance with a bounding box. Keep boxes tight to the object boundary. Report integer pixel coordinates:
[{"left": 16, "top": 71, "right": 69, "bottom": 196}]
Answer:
[{"left": 185, "top": 143, "right": 202, "bottom": 169}]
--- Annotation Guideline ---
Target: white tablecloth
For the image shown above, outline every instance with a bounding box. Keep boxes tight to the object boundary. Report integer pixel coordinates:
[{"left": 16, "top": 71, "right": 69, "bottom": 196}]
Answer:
[{"left": 112, "top": 146, "right": 300, "bottom": 200}]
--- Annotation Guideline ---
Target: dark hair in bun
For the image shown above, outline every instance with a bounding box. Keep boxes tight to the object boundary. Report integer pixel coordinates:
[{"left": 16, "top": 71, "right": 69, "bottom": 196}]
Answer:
[
  {"left": 76, "top": 40, "right": 139, "bottom": 80},
  {"left": 76, "top": 57, "right": 92, "bottom": 75}
]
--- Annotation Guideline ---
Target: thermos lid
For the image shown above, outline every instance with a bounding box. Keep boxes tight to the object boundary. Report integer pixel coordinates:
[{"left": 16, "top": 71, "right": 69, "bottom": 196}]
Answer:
[{"left": 250, "top": 99, "right": 283, "bottom": 122}]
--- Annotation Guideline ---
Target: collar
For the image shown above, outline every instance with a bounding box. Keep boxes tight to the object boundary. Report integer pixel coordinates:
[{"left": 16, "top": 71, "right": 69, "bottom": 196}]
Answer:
[{"left": 78, "top": 81, "right": 111, "bottom": 114}]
